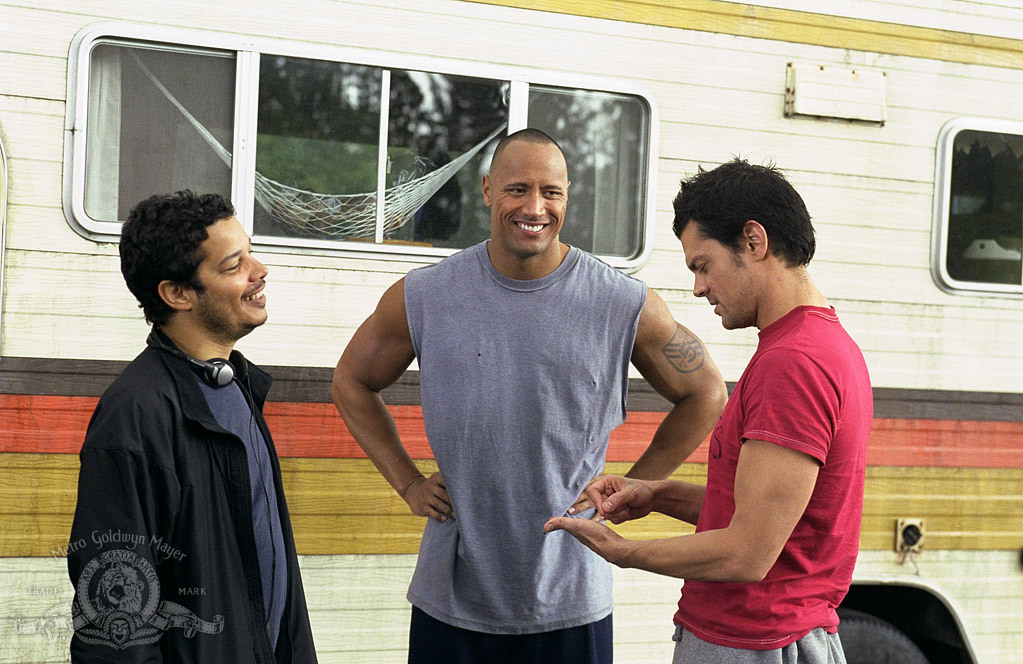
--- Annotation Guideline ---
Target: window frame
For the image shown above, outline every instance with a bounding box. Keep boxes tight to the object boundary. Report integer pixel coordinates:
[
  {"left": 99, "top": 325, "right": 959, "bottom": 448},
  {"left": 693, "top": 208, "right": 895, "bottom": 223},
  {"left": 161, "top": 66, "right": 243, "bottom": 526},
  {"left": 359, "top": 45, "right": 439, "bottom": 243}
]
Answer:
[
  {"left": 932, "top": 116, "right": 1023, "bottom": 297},
  {"left": 64, "top": 22, "right": 659, "bottom": 271}
]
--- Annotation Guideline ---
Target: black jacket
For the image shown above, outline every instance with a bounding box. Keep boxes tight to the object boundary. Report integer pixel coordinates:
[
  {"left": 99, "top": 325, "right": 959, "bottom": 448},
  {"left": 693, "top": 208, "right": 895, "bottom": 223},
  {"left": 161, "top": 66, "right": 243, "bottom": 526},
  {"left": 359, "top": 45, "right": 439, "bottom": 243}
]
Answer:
[{"left": 68, "top": 332, "right": 317, "bottom": 663}]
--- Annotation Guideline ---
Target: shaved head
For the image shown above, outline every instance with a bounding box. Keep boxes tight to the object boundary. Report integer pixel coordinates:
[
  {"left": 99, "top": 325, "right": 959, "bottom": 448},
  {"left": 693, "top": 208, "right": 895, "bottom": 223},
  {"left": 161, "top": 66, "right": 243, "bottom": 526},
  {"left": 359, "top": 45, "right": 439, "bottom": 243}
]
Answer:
[{"left": 490, "top": 128, "right": 565, "bottom": 174}]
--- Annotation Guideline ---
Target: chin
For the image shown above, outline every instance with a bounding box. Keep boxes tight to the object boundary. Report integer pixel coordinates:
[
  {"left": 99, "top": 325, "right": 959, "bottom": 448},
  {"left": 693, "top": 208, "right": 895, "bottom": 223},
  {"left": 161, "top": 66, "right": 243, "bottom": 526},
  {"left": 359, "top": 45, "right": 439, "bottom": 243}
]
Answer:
[
  {"left": 235, "top": 319, "right": 265, "bottom": 339},
  {"left": 717, "top": 310, "right": 741, "bottom": 330},
  {"left": 722, "top": 317, "right": 755, "bottom": 331}
]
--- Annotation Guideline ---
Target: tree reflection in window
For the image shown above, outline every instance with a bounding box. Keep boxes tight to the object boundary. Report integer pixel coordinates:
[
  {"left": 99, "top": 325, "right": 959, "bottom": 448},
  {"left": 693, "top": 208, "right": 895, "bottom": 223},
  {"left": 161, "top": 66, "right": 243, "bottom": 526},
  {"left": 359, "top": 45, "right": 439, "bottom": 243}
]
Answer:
[
  {"left": 947, "top": 130, "right": 1023, "bottom": 286},
  {"left": 255, "top": 56, "right": 507, "bottom": 245},
  {"left": 70, "top": 33, "right": 655, "bottom": 263}
]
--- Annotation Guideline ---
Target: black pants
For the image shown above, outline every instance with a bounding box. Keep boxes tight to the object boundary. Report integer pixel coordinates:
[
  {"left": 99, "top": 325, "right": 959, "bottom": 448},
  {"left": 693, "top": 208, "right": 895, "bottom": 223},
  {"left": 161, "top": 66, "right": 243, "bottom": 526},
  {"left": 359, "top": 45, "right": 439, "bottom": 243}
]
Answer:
[{"left": 408, "top": 605, "right": 613, "bottom": 664}]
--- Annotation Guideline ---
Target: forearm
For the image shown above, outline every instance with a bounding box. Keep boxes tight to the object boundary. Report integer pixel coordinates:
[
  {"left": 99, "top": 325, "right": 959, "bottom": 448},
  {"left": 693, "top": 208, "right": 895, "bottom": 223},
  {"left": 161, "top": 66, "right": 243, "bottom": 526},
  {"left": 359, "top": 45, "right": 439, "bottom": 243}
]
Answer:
[
  {"left": 614, "top": 527, "right": 761, "bottom": 583},
  {"left": 614, "top": 442, "right": 819, "bottom": 583},
  {"left": 625, "top": 389, "right": 721, "bottom": 480},
  {"left": 331, "top": 376, "right": 422, "bottom": 497},
  {"left": 649, "top": 479, "right": 705, "bottom": 525}
]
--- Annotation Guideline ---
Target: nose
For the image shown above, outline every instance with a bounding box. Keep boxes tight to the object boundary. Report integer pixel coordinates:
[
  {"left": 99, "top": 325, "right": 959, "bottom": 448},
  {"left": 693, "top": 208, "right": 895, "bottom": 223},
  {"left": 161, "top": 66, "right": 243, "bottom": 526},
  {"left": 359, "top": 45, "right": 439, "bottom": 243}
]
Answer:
[
  {"left": 251, "top": 256, "right": 268, "bottom": 281},
  {"left": 692, "top": 274, "right": 707, "bottom": 298},
  {"left": 522, "top": 190, "right": 546, "bottom": 217}
]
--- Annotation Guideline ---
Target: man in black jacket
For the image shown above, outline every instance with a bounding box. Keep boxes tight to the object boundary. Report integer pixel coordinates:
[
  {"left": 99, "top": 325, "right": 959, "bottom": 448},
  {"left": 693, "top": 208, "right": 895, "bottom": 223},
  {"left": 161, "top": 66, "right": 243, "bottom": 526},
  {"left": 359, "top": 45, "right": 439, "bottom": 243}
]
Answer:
[{"left": 67, "top": 191, "right": 317, "bottom": 663}]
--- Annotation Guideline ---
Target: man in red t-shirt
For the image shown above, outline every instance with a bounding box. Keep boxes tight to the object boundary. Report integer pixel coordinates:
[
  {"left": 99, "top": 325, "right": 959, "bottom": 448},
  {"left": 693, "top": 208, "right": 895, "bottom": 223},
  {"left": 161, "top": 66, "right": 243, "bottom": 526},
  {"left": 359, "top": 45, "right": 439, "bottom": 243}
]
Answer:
[{"left": 545, "top": 158, "right": 872, "bottom": 663}]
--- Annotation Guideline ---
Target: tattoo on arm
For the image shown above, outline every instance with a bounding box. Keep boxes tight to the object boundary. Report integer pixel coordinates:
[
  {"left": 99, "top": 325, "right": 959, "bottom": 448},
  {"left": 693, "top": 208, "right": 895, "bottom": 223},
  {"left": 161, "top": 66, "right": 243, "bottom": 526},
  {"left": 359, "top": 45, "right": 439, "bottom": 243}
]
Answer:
[{"left": 661, "top": 323, "right": 705, "bottom": 373}]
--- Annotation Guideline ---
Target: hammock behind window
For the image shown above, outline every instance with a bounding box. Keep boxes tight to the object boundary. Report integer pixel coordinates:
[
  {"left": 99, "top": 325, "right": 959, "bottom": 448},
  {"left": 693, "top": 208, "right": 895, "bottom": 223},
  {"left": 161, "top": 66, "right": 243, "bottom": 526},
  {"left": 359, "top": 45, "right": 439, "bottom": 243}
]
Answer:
[{"left": 132, "top": 53, "right": 504, "bottom": 239}]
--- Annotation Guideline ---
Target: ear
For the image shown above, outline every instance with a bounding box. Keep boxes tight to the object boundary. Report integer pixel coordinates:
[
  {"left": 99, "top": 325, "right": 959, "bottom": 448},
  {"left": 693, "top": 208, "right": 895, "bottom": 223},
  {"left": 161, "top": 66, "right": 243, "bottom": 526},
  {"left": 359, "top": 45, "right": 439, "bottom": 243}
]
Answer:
[
  {"left": 742, "top": 220, "right": 769, "bottom": 260},
  {"left": 157, "top": 279, "right": 196, "bottom": 313},
  {"left": 481, "top": 174, "right": 492, "bottom": 207}
]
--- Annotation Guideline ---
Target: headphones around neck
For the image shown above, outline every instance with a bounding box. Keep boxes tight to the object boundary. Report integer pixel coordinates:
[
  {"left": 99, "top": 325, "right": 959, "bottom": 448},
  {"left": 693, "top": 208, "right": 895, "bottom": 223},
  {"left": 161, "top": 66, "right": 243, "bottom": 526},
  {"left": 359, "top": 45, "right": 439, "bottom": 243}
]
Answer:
[
  {"left": 162, "top": 346, "right": 236, "bottom": 388},
  {"left": 148, "top": 328, "right": 237, "bottom": 388},
  {"left": 189, "top": 354, "right": 236, "bottom": 388}
]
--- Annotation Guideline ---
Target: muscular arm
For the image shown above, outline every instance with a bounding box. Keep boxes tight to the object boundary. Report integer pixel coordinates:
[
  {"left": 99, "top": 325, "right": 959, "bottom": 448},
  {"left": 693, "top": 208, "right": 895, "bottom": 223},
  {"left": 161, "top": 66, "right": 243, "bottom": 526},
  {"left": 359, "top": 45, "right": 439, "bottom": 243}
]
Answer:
[
  {"left": 581, "top": 474, "right": 706, "bottom": 526},
  {"left": 331, "top": 278, "right": 452, "bottom": 520},
  {"left": 625, "top": 288, "right": 727, "bottom": 480},
  {"left": 638, "top": 477, "right": 707, "bottom": 526},
  {"left": 546, "top": 440, "right": 820, "bottom": 582}
]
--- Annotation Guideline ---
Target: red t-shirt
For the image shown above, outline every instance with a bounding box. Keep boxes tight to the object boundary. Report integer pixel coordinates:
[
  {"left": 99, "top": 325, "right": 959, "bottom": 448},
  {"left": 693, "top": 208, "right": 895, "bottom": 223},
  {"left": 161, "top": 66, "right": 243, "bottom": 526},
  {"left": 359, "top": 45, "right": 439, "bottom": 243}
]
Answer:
[{"left": 674, "top": 306, "right": 872, "bottom": 649}]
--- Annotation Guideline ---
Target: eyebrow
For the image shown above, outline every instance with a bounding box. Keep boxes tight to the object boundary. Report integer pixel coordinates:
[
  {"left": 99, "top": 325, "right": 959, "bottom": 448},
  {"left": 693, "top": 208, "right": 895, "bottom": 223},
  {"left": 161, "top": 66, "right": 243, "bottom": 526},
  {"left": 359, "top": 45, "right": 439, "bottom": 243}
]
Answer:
[
  {"left": 216, "top": 244, "right": 250, "bottom": 267},
  {"left": 504, "top": 181, "right": 563, "bottom": 190}
]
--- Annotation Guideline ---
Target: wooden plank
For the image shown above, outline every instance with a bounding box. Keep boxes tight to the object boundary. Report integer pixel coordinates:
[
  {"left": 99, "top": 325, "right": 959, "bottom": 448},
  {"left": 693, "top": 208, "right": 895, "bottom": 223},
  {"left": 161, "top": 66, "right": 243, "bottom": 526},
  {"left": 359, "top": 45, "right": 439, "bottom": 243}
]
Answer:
[
  {"left": 0, "top": 5, "right": 92, "bottom": 60},
  {"left": 4, "top": 453, "right": 1020, "bottom": 556},
  {"left": 4, "top": 393, "right": 1022, "bottom": 466},
  {"left": 660, "top": 121, "right": 937, "bottom": 185},
  {"left": 2, "top": 549, "right": 1020, "bottom": 663},
  {"left": 15, "top": 0, "right": 1023, "bottom": 73},
  {"left": 631, "top": 25, "right": 1023, "bottom": 113},
  {"left": 4, "top": 8, "right": 1023, "bottom": 376},
  {"left": 1, "top": 204, "right": 104, "bottom": 257},
  {"left": 0, "top": 254, "right": 396, "bottom": 339},
  {"left": 34, "top": 249, "right": 1012, "bottom": 384},
  {"left": 0, "top": 453, "right": 82, "bottom": 514},
  {"left": 4, "top": 157, "right": 62, "bottom": 210},
  {"left": 741, "top": 0, "right": 1023, "bottom": 41},
  {"left": 645, "top": 75, "right": 1018, "bottom": 159},
  {"left": 0, "top": 54, "right": 66, "bottom": 102},
  {"left": 470, "top": 0, "right": 1023, "bottom": 68},
  {"left": 0, "top": 100, "right": 64, "bottom": 161},
  {"left": 2, "top": 555, "right": 1019, "bottom": 662}
]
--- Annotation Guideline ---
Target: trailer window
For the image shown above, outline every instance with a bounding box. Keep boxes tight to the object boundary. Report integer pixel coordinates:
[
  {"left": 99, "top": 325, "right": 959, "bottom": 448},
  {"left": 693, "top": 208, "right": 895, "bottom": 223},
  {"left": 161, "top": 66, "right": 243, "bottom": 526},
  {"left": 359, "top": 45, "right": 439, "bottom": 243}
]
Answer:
[
  {"left": 80, "top": 43, "right": 236, "bottom": 223},
  {"left": 65, "top": 27, "right": 656, "bottom": 270},
  {"left": 254, "top": 56, "right": 507, "bottom": 251},
  {"left": 934, "top": 119, "right": 1023, "bottom": 295},
  {"left": 528, "top": 86, "right": 649, "bottom": 258}
]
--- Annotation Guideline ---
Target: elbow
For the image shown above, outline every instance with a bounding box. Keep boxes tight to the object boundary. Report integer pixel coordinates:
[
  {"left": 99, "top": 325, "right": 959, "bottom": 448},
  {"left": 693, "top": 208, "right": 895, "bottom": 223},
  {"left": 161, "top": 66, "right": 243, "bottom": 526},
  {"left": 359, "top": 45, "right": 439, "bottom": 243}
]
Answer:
[
  {"left": 682, "top": 370, "right": 727, "bottom": 421},
  {"left": 730, "top": 564, "right": 770, "bottom": 584},
  {"left": 329, "top": 367, "right": 347, "bottom": 409},
  {"left": 330, "top": 362, "right": 364, "bottom": 415},
  {"left": 706, "top": 378, "right": 728, "bottom": 416},
  {"left": 331, "top": 362, "right": 384, "bottom": 423},
  {"left": 718, "top": 547, "right": 775, "bottom": 583},
  {"left": 683, "top": 378, "right": 728, "bottom": 436}
]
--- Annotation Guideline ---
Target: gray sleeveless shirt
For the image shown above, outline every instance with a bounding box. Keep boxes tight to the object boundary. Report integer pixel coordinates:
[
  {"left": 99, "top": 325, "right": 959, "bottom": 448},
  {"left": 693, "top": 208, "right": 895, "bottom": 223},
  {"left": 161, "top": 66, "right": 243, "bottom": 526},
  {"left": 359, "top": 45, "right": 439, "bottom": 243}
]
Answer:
[{"left": 404, "top": 241, "right": 646, "bottom": 634}]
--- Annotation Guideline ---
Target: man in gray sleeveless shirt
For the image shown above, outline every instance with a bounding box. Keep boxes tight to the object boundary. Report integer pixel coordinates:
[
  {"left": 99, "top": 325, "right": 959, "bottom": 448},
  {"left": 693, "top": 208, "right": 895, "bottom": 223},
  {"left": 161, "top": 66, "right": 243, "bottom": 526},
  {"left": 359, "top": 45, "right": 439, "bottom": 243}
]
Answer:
[{"left": 332, "top": 129, "right": 727, "bottom": 664}]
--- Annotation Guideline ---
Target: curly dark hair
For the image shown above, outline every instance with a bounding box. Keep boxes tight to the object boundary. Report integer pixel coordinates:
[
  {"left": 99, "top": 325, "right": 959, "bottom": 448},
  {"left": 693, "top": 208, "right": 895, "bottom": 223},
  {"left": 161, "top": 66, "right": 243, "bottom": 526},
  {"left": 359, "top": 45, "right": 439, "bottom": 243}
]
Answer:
[
  {"left": 672, "top": 158, "right": 815, "bottom": 267},
  {"left": 119, "top": 190, "right": 235, "bottom": 325}
]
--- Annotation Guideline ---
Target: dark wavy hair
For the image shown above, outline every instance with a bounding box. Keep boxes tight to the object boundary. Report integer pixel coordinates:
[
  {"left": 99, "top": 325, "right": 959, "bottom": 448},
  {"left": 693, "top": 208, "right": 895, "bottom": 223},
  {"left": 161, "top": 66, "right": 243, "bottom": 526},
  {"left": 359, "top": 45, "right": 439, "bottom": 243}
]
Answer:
[
  {"left": 672, "top": 158, "right": 815, "bottom": 267},
  {"left": 119, "top": 190, "right": 234, "bottom": 325}
]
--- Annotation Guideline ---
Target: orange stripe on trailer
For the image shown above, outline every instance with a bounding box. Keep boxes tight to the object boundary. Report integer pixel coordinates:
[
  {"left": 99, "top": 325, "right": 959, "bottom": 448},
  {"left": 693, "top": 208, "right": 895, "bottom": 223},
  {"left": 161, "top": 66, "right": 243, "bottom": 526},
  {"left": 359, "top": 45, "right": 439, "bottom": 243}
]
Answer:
[
  {"left": 0, "top": 394, "right": 96, "bottom": 453},
  {"left": 868, "top": 418, "right": 1023, "bottom": 467},
  {"left": 1, "top": 395, "right": 1021, "bottom": 468},
  {"left": 264, "top": 405, "right": 701, "bottom": 462}
]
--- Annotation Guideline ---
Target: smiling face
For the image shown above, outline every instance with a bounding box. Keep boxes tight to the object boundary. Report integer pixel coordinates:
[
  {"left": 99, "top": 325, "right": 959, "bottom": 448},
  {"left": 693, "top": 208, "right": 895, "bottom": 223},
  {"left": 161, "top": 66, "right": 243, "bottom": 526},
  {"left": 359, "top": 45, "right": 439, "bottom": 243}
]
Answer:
[
  {"left": 680, "top": 221, "right": 758, "bottom": 330},
  {"left": 482, "top": 139, "right": 570, "bottom": 279},
  {"left": 190, "top": 216, "right": 268, "bottom": 344}
]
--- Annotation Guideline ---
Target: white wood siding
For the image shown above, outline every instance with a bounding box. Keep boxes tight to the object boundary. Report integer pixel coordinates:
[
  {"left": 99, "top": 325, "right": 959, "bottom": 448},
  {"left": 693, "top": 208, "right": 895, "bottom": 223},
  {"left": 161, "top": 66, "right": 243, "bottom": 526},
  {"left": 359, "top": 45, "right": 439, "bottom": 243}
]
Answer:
[
  {"left": 743, "top": 0, "right": 1023, "bottom": 40},
  {"left": 3, "top": 552, "right": 1020, "bottom": 663},
  {"left": 1, "top": 2, "right": 1022, "bottom": 661},
  {"left": 2, "top": 0, "right": 1022, "bottom": 390}
]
